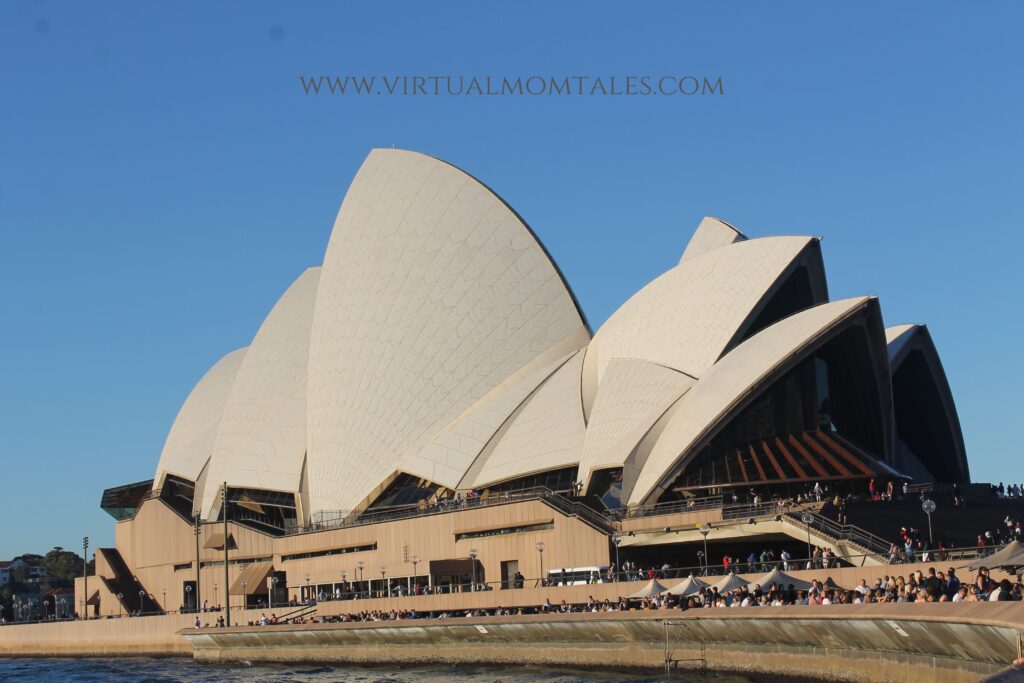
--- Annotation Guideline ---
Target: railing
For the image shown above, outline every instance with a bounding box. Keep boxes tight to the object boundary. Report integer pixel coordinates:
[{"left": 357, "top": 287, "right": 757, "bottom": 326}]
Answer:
[
  {"left": 538, "top": 493, "right": 616, "bottom": 532},
  {"left": 0, "top": 543, "right": 1004, "bottom": 628},
  {"left": 721, "top": 501, "right": 782, "bottom": 521},
  {"left": 298, "top": 486, "right": 600, "bottom": 536},
  {"left": 302, "top": 489, "right": 805, "bottom": 538},
  {"left": 247, "top": 543, "right": 1007, "bottom": 601},
  {"left": 608, "top": 494, "right": 726, "bottom": 521},
  {"left": 786, "top": 510, "right": 891, "bottom": 555}
]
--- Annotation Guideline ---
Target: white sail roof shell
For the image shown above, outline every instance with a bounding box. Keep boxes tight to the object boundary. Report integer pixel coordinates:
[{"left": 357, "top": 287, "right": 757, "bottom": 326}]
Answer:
[
  {"left": 199, "top": 267, "right": 321, "bottom": 517},
  {"left": 468, "top": 350, "right": 588, "bottom": 488},
  {"left": 629, "top": 297, "right": 876, "bottom": 505},
  {"left": 153, "top": 347, "right": 247, "bottom": 489},
  {"left": 577, "top": 358, "right": 695, "bottom": 487},
  {"left": 679, "top": 216, "right": 747, "bottom": 263},
  {"left": 583, "top": 235, "right": 821, "bottom": 400},
  {"left": 306, "top": 149, "right": 590, "bottom": 516}
]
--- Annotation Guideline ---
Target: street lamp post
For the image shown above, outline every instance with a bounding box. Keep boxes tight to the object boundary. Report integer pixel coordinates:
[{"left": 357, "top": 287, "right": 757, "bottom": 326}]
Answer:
[
  {"left": 271, "top": 576, "right": 279, "bottom": 607},
  {"left": 82, "top": 536, "right": 89, "bottom": 620},
  {"left": 241, "top": 581, "right": 248, "bottom": 611},
  {"left": 304, "top": 574, "right": 311, "bottom": 603},
  {"left": 611, "top": 534, "right": 622, "bottom": 581},
  {"left": 213, "top": 582, "right": 218, "bottom": 609},
  {"left": 410, "top": 556, "right": 419, "bottom": 594},
  {"left": 801, "top": 512, "right": 815, "bottom": 568},
  {"left": 193, "top": 514, "right": 202, "bottom": 616},
  {"left": 536, "top": 541, "right": 546, "bottom": 586},
  {"left": 117, "top": 593, "right": 124, "bottom": 618},
  {"left": 922, "top": 499, "right": 937, "bottom": 546},
  {"left": 185, "top": 585, "right": 192, "bottom": 614},
  {"left": 161, "top": 589, "right": 166, "bottom": 613},
  {"left": 469, "top": 548, "right": 478, "bottom": 591},
  {"left": 699, "top": 524, "right": 712, "bottom": 576},
  {"left": 356, "top": 561, "right": 365, "bottom": 597},
  {"left": 379, "top": 566, "right": 387, "bottom": 597},
  {"left": 138, "top": 590, "right": 145, "bottom": 615},
  {"left": 339, "top": 571, "right": 346, "bottom": 599},
  {"left": 221, "top": 481, "right": 231, "bottom": 627}
]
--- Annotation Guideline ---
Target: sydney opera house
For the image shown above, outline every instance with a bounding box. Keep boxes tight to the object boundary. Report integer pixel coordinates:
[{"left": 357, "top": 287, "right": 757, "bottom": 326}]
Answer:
[{"left": 79, "top": 149, "right": 968, "bottom": 617}]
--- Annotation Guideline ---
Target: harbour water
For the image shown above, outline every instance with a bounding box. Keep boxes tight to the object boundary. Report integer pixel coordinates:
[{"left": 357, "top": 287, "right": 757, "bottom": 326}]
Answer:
[{"left": 0, "top": 659, "right": 772, "bottom": 682}]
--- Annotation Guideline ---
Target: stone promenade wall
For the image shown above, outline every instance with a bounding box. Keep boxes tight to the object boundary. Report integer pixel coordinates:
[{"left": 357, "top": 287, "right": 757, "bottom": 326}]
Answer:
[
  {"left": 185, "top": 603, "right": 1024, "bottom": 683},
  {"left": 0, "top": 613, "right": 196, "bottom": 656}
]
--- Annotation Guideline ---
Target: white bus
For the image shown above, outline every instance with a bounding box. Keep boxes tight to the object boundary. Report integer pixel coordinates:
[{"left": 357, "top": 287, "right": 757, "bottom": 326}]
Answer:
[{"left": 545, "top": 566, "right": 610, "bottom": 586}]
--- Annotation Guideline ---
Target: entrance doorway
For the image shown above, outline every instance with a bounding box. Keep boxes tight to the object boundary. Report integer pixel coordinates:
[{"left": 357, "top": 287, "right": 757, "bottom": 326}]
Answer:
[{"left": 500, "top": 560, "right": 520, "bottom": 589}]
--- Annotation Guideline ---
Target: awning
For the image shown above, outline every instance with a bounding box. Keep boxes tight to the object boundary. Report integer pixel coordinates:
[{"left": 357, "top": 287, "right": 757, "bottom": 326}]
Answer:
[
  {"left": 203, "top": 533, "right": 236, "bottom": 550},
  {"left": 229, "top": 562, "right": 274, "bottom": 596},
  {"left": 968, "top": 541, "right": 1024, "bottom": 571},
  {"left": 429, "top": 558, "right": 480, "bottom": 576}
]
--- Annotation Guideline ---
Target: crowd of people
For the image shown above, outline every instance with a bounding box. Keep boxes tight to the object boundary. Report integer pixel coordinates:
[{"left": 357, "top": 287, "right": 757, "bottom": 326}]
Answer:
[
  {"left": 991, "top": 483, "right": 1024, "bottom": 500},
  {"left": 684, "top": 567, "right": 1022, "bottom": 609},
  {"left": 976, "top": 513, "right": 1023, "bottom": 549},
  {"left": 191, "top": 564, "right": 1021, "bottom": 629}
]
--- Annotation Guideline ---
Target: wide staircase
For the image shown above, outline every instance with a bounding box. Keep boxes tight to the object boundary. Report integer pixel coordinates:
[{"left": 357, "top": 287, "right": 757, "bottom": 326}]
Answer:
[
  {"left": 782, "top": 509, "right": 890, "bottom": 566},
  {"left": 97, "top": 547, "right": 152, "bottom": 613},
  {"left": 539, "top": 491, "right": 618, "bottom": 534},
  {"left": 835, "top": 490, "right": 1024, "bottom": 549}
]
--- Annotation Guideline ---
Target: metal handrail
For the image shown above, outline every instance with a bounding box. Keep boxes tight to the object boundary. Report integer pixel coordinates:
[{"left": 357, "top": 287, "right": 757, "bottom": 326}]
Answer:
[
  {"left": 607, "top": 495, "right": 726, "bottom": 520},
  {"left": 0, "top": 543, "right": 1003, "bottom": 628},
  {"left": 787, "top": 510, "right": 891, "bottom": 554},
  {"left": 298, "top": 486, "right": 577, "bottom": 536}
]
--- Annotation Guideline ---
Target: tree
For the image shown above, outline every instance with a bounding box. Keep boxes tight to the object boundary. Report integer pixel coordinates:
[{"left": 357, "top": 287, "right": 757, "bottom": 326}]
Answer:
[{"left": 42, "top": 547, "right": 85, "bottom": 582}]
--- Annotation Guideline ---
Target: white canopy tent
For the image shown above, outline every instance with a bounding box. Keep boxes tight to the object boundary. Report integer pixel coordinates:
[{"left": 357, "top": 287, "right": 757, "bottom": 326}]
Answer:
[
  {"left": 754, "top": 568, "right": 813, "bottom": 591},
  {"left": 711, "top": 572, "right": 749, "bottom": 594},
  {"left": 627, "top": 579, "right": 670, "bottom": 599},
  {"left": 666, "top": 574, "right": 711, "bottom": 596},
  {"left": 967, "top": 541, "right": 1024, "bottom": 571}
]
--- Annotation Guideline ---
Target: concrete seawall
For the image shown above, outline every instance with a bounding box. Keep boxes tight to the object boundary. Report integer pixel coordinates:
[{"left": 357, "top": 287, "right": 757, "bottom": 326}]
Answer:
[
  {"left": 2, "top": 596, "right": 1022, "bottom": 682},
  {"left": 0, "top": 612, "right": 195, "bottom": 657},
  {"left": 183, "top": 604, "right": 1024, "bottom": 682}
]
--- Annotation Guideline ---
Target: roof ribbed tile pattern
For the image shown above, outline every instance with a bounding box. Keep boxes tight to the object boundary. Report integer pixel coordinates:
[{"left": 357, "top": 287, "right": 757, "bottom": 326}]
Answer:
[
  {"left": 153, "top": 347, "right": 247, "bottom": 489},
  {"left": 200, "top": 267, "right": 321, "bottom": 516},
  {"left": 629, "top": 297, "right": 876, "bottom": 505},
  {"left": 306, "top": 149, "right": 590, "bottom": 515},
  {"left": 582, "top": 236, "right": 818, "bottom": 398},
  {"left": 679, "top": 216, "right": 747, "bottom": 262},
  {"left": 469, "top": 350, "right": 587, "bottom": 488},
  {"left": 577, "top": 358, "right": 695, "bottom": 487}
]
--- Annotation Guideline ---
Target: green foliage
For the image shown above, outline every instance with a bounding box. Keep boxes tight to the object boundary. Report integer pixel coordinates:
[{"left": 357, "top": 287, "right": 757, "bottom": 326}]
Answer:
[{"left": 42, "top": 547, "right": 85, "bottom": 582}]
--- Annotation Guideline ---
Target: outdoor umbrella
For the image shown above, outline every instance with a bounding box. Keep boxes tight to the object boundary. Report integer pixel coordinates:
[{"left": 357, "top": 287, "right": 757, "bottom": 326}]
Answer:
[
  {"left": 711, "top": 572, "right": 749, "bottom": 594},
  {"left": 666, "top": 574, "right": 711, "bottom": 596},
  {"left": 627, "top": 578, "right": 670, "bottom": 599},
  {"left": 967, "top": 541, "right": 1024, "bottom": 571},
  {"left": 754, "top": 568, "right": 814, "bottom": 591}
]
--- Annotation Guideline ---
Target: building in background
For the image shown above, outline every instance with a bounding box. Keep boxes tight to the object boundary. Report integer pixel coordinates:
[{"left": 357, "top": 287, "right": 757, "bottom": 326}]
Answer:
[{"left": 78, "top": 149, "right": 969, "bottom": 617}]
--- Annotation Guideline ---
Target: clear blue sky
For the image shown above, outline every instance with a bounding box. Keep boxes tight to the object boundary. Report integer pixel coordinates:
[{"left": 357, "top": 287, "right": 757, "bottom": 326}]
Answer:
[{"left": 1, "top": 2, "right": 1021, "bottom": 559}]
